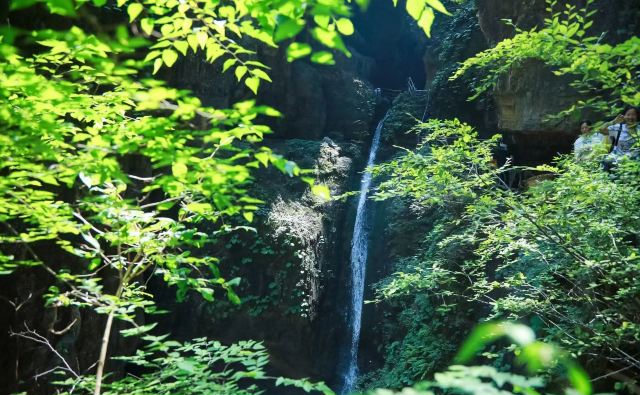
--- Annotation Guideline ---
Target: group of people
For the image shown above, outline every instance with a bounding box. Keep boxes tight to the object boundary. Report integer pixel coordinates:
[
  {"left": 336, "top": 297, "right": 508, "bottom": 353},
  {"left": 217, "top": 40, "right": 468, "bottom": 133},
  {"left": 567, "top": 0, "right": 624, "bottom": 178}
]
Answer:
[{"left": 574, "top": 106, "right": 639, "bottom": 163}]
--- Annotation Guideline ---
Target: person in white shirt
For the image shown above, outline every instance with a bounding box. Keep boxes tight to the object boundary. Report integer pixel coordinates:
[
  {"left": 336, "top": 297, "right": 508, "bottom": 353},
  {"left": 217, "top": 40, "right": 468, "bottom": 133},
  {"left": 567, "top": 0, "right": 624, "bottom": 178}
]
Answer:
[
  {"left": 574, "top": 120, "right": 607, "bottom": 160},
  {"left": 599, "top": 106, "right": 639, "bottom": 158}
]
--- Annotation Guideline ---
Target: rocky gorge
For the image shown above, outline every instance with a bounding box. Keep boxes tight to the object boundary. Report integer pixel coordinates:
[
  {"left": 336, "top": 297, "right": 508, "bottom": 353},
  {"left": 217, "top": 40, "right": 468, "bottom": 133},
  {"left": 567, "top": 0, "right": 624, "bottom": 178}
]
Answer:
[{"left": 1, "top": 0, "right": 640, "bottom": 394}]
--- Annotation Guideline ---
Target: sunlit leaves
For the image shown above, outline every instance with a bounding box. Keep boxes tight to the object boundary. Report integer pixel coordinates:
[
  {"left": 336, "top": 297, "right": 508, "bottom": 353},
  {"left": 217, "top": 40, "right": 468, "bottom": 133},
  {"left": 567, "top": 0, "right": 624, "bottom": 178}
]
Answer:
[
  {"left": 274, "top": 15, "right": 305, "bottom": 42},
  {"left": 456, "top": 322, "right": 592, "bottom": 395},
  {"left": 161, "top": 48, "right": 178, "bottom": 67},
  {"left": 245, "top": 77, "right": 260, "bottom": 94},
  {"left": 173, "top": 40, "right": 188, "bottom": 56},
  {"left": 196, "top": 30, "right": 207, "bottom": 49},
  {"left": 417, "top": 7, "right": 435, "bottom": 38},
  {"left": 406, "top": 0, "right": 425, "bottom": 20},
  {"left": 311, "top": 51, "right": 335, "bottom": 65},
  {"left": 286, "top": 42, "right": 312, "bottom": 61},
  {"left": 311, "top": 184, "right": 331, "bottom": 201},
  {"left": 335, "top": 18, "right": 354, "bottom": 35},
  {"left": 372, "top": 115, "right": 640, "bottom": 392},
  {"left": 140, "top": 18, "right": 154, "bottom": 35},
  {"left": 57, "top": 338, "right": 334, "bottom": 394},
  {"left": 403, "top": 0, "right": 449, "bottom": 37},
  {"left": 171, "top": 162, "right": 188, "bottom": 178},
  {"left": 452, "top": 0, "right": 639, "bottom": 112},
  {"left": 127, "top": 3, "right": 143, "bottom": 22}
]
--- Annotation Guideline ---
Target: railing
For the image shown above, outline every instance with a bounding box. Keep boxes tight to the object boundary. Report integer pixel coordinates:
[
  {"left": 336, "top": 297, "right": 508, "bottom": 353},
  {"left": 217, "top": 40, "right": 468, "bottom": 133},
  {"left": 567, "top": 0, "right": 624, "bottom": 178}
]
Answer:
[
  {"left": 407, "top": 77, "right": 428, "bottom": 96},
  {"left": 374, "top": 77, "right": 430, "bottom": 120}
]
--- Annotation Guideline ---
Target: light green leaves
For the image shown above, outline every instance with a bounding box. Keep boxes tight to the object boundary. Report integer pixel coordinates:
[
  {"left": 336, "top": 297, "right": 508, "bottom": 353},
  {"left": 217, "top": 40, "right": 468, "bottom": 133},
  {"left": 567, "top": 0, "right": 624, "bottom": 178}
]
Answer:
[
  {"left": 311, "top": 184, "right": 331, "bottom": 201},
  {"left": 417, "top": 7, "right": 435, "bottom": 37},
  {"left": 43, "top": 0, "right": 77, "bottom": 17},
  {"left": 235, "top": 65, "right": 248, "bottom": 81},
  {"left": 196, "top": 30, "right": 208, "bottom": 49},
  {"left": 402, "top": 0, "right": 449, "bottom": 37},
  {"left": 286, "top": 43, "right": 312, "bottom": 61},
  {"left": 121, "top": 322, "right": 158, "bottom": 337},
  {"left": 245, "top": 77, "right": 260, "bottom": 94},
  {"left": 310, "top": 51, "right": 335, "bottom": 65},
  {"left": 456, "top": 322, "right": 592, "bottom": 395},
  {"left": 335, "top": 18, "right": 354, "bottom": 35},
  {"left": 127, "top": 3, "right": 143, "bottom": 22},
  {"left": 140, "top": 18, "right": 154, "bottom": 35},
  {"left": 172, "top": 161, "right": 188, "bottom": 178},
  {"left": 406, "top": 0, "right": 425, "bottom": 20},
  {"left": 173, "top": 40, "right": 188, "bottom": 56},
  {"left": 222, "top": 58, "right": 236, "bottom": 72},
  {"left": 425, "top": 0, "right": 449, "bottom": 15},
  {"left": 162, "top": 49, "right": 178, "bottom": 67},
  {"left": 456, "top": 322, "right": 535, "bottom": 362},
  {"left": 312, "top": 27, "right": 349, "bottom": 55}
]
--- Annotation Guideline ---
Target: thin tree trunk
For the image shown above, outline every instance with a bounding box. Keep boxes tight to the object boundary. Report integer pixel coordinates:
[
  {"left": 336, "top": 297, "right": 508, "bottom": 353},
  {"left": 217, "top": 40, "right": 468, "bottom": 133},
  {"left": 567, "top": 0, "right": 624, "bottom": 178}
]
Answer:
[{"left": 93, "top": 285, "right": 123, "bottom": 395}]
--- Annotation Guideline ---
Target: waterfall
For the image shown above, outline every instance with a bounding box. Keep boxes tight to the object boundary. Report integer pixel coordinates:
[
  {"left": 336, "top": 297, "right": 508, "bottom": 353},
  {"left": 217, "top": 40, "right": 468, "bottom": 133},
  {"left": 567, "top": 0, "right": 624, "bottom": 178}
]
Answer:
[{"left": 341, "top": 113, "right": 388, "bottom": 394}]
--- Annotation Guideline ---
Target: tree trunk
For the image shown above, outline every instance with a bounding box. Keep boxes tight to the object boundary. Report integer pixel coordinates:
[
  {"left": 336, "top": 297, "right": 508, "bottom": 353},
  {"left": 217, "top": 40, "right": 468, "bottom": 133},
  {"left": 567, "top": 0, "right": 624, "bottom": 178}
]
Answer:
[{"left": 93, "top": 284, "right": 123, "bottom": 395}]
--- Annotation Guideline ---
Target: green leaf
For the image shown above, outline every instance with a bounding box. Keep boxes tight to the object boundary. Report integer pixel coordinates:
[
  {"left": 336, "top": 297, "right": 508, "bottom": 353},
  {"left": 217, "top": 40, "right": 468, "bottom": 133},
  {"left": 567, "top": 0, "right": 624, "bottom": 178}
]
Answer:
[
  {"left": 121, "top": 322, "right": 158, "bottom": 337},
  {"left": 251, "top": 68, "right": 272, "bottom": 82},
  {"left": 222, "top": 58, "right": 236, "bottom": 72},
  {"left": 425, "top": 0, "right": 450, "bottom": 15},
  {"left": 196, "top": 30, "right": 208, "bottom": 49},
  {"left": 44, "top": 0, "right": 76, "bottom": 16},
  {"left": 243, "top": 211, "right": 254, "bottom": 223},
  {"left": 227, "top": 289, "right": 241, "bottom": 305},
  {"left": 177, "top": 359, "right": 196, "bottom": 373},
  {"left": 314, "top": 15, "right": 330, "bottom": 28},
  {"left": 406, "top": 0, "right": 425, "bottom": 21},
  {"left": 141, "top": 18, "right": 154, "bottom": 35},
  {"left": 274, "top": 16, "right": 304, "bottom": 43},
  {"left": 565, "top": 360, "right": 592, "bottom": 395},
  {"left": 310, "top": 51, "right": 335, "bottom": 65},
  {"left": 417, "top": 7, "right": 435, "bottom": 37},
  {"left": 153, "top": 58, "right": 163, "bottom": 74},
  {"left": 311, "top": 184, "right": 330, "bottom": 201},
  {"left": 456, "top": 322, "right": 535, "bottom": 363},
  {"left": 255, "top": 152, "right": 270, "bottom": 167},
  {"left": 10, "top": 0, "right": 38, "bottom": 11},
  {"left": 336, "top": 18, "right": 354, "bottom": 36},
  {"left": 245, "top": 77, "right": 260, "bottom": 94},
  {"left": 235, "top": 65, "right": 247, "bottom": 81},
  {"left": 174, "top": 40, "right": 189, "bottom": 56},
  {"left": 200, "top": 288, "right": 214, "bottom": 302},
  {"left": 187, "top": 34, "right": 199, "bottom": 52},
  {"left": 286, "top": 42, "right": 312, "bottom": 61},
  {"left": 162, "top": 49, "right": 178, "bottom": 67},
  {"left": 127, "top": 3, "right": 144, "bottom": 22},
  {"left": 172, "top": 161, "right": 188, "bottom": 178}
]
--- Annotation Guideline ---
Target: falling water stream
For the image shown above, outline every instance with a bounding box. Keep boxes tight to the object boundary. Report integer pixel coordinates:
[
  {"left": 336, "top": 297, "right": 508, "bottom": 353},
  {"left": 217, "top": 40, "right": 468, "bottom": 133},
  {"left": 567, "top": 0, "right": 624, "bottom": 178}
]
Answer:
[{"left": 342, "top": 112, "right": 389, "bottom": 394}]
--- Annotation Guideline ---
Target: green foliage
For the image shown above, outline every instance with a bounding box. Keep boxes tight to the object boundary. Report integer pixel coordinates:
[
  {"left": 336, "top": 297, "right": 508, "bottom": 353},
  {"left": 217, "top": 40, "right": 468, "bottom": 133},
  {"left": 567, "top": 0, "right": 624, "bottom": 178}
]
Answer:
[
  {"left": 364, "top": 321, "right": 590, "bottom": 395},
  {"left": 359, "top": 294, "right": 461, "bottom": 389},
  {"left": 55, "top": 337, "right": 333, "bottom": 394},
  {"left": 1, "top": 0, "right": 449, "bottom": 391},
  {"left": 452, "top": 0, "right": 640, "bottom": 117},
  {"left": 371, "top": 117, "right": 640, "bottom": 392}
]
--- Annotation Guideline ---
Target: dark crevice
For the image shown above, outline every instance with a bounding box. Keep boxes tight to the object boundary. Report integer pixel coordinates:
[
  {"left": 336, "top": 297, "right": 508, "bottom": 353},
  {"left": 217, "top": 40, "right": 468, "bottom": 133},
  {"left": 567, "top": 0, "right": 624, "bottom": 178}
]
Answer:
[{"left": 349, "top": 0, "right": 427, "bottom": 90}]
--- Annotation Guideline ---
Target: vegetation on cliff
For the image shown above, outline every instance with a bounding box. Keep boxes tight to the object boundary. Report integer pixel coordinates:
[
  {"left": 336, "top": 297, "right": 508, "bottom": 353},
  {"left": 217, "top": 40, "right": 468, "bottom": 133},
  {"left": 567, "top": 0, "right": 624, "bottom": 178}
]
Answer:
[{"left": 367, "top": 1, "right": 640, "bottom": 393}]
